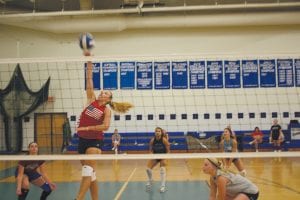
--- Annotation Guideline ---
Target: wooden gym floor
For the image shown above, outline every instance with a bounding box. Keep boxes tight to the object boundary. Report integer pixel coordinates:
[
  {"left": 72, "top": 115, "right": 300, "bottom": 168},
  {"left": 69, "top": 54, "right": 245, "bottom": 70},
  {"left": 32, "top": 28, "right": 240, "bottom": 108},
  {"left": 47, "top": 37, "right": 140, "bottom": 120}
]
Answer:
[{"left": 0, "top": 155, "right": 300, "bottom": 199}]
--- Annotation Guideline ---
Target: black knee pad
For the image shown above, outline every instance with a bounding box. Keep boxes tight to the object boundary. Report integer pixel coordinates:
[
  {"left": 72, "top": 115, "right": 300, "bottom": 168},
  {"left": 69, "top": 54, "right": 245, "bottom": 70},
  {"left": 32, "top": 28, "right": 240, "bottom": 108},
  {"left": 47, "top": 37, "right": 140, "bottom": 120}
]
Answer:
[{"left": 40, "top": 190, "right": 52, "bottom": 200}]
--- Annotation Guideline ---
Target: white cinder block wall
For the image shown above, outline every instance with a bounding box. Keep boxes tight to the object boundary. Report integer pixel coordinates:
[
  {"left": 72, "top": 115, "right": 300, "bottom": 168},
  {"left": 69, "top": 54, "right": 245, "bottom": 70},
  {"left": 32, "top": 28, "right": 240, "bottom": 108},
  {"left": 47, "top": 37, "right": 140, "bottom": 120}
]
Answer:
[{"left": 0, "top": 23, "right": 300, "bottom": 150}]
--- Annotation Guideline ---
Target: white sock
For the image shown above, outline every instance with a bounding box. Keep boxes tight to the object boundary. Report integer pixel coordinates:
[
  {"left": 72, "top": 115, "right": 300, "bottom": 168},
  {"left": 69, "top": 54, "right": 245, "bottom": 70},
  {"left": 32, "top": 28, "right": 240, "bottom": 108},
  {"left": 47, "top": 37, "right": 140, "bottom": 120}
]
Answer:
[
  {"left": 146, "top": 168, "right": 152, "bottom": 182},
  {"left": 160, "top": 167, "right": 166, "bottom": 187}
]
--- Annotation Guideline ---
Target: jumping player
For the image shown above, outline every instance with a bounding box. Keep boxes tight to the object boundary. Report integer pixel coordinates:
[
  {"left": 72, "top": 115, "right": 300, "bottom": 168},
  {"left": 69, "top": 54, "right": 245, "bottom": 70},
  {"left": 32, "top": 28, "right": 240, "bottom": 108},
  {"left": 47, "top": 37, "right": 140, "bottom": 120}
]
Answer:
[{"left": 75, "top": 51, "right": 133, "bottom": 200}]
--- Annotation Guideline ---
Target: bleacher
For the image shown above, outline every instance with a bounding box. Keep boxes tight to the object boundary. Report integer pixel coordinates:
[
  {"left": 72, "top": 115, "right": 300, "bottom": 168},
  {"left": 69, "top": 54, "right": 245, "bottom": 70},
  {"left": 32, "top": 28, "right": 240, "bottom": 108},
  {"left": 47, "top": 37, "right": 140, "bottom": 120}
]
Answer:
[
  {"left": 67, "top": 122, "right": 300, "bottom": 153},
  {"left": 66, "top": 131, "right": 188, "bottom": 153},
  {"left": 187, "top": 129, "right": 300, "bottom": 152}
]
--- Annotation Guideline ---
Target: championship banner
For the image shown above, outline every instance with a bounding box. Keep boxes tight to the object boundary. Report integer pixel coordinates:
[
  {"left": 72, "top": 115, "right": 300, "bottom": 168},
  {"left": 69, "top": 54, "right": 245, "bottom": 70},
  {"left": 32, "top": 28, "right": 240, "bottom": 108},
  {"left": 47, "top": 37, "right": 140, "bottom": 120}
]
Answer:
[
  {"left": 137, "top": 62, "right": 153, "bottom": 90},
  {"left": 172, "top": 61, "right": 188, "bottom": 89},
  {"left": 242, "top": 60, "right": 258, "bottom": 88},
  {"left": 154, "top": 62, "right": 170, "bottom": 89},
  {"left": 120, "top": 62, "right": 135, "bottom": 89},
  {"left": 259, "top": 59, "right": 276, "bottom": 87},
  {"left": 277, "top": 59, "right": 294, "bottom": 87},
  {"left": 85, "top": 62, "right": 101, "bottom": 90},
  {"left": 207, "top": 60, "right": 223, "bottom": 88},
  {"left": 102, "top": 62, "right": 118, "bottom": 90},
  {"left": 224, "top": 60, "right": 241, "bottom": 88},
  {"left": 189, "top": 61, "right": 205, "bottom": 89},
  {"left": 295, "top": 59, "right": 300, "bottom": 87}
]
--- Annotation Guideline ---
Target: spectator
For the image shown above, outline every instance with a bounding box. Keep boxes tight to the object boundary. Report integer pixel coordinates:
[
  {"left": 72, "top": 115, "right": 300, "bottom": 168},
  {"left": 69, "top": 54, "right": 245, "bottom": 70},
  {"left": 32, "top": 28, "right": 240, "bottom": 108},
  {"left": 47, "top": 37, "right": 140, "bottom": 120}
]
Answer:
[
  {"left": 112, "top": 128, "right": 121, "bottom": 154},
  {"left": 249, "top": 127, "right": 264, "bottom": 152}
]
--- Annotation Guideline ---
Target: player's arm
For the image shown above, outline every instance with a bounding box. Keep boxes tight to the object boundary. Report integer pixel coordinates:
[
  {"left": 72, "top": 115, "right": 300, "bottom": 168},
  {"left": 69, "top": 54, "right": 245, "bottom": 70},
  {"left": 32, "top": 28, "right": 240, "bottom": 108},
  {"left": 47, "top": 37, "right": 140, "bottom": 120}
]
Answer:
[
  {"left": 39, "top": 163, "right": 56, "bottom": 190},
  {"left": 209, "top": 177, "right": 217, "bottom": 200},
  {"left": 216, "top": 176, "right": 227, "bottom": 200},
  {"left": 16, "top": 164, "right": 25, "bottom": 195},
  {"left": 149, "top": 138, "right": 154, "bottom": 153},
  {"left": 85, "top": 52, "right": 96, "bottom": 105},
  {"left": 163, "top": 137, "right": 170, "bottom": 153}
]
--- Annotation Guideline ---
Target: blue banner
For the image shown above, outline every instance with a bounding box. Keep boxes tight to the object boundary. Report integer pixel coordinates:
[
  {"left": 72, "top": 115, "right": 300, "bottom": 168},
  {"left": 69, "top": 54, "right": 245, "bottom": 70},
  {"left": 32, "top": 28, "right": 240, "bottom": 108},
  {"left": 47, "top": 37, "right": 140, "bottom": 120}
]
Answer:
[
  {"left": 189, "top": 61, "right": 205, "bottom": 89},
  {"left": 242, "top": 60, "right": 258, "bottom": 88},
  {"left": 102, "top": 62, "right": 118, "bottom": 90},
  {"left": 207, "top": 60, "right": 223, "bottom": 88},
  {"left": 277, "top": 59, "right": 294, "bottom": 87},
  {"left": 154, "top": 62, "right": 170, "bottom": 89},
  {"left": 137, "top": 62, "right": 153, "bottom": 90},
  {"left": 120, "top": 62, "right": 135, "bottom": 89},
  {"left": 259, "top": 59, "right": 276, "bottom": 87},
  {"left": 172, "top": 61, "right": 188, "bottom": 89},
  {"left": 295, "top": 59, "right": 300, "bottom": 87},
  {"left": 224, "top": 60, "right": 241, "bottom": 88},
  {"left": 85, "top": 62, "right": 101, "bottom": 90}
]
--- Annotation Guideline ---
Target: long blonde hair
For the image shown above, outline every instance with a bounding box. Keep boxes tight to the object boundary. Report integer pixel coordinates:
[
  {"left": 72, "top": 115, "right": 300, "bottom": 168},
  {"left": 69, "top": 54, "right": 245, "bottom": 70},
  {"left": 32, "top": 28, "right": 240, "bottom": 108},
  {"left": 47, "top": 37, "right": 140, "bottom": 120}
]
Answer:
[
  {"left": 207, "top": 158, "right": 236, "bottom": 174},
  {"left": 108, "top": 101, "right": 133, "bottom": 113}
]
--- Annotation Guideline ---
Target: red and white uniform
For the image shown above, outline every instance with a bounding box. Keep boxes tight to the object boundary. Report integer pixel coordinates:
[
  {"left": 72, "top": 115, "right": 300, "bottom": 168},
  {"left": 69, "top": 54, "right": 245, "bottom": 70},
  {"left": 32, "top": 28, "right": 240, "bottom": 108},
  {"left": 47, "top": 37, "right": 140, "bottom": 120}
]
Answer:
[{"left": 78, "top": 101, "right": 106, "bottom": 140}]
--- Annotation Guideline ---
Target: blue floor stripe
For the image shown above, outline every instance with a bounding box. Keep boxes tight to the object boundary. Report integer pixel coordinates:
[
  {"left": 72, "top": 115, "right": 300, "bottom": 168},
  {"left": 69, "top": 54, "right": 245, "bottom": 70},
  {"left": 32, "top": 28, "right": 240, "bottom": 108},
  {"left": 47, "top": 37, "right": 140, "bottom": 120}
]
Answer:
[{"left": 0, "top": 181, "right": 209, "bottom": 200}]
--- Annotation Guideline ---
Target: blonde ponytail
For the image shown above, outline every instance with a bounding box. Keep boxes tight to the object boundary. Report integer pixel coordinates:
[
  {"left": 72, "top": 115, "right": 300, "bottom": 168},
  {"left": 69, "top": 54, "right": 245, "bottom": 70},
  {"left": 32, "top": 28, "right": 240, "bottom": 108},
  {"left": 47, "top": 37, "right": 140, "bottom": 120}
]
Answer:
[{"left": 109, "top": 101, "right": 133, "bottom": 113}]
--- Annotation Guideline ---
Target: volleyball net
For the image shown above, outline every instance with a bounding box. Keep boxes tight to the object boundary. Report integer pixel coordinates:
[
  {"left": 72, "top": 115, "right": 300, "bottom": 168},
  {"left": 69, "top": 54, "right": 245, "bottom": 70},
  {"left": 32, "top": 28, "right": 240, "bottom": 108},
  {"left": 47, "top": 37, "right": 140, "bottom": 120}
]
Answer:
[{"left": 0, "top": 56, "right": 300, "bottom": 153}]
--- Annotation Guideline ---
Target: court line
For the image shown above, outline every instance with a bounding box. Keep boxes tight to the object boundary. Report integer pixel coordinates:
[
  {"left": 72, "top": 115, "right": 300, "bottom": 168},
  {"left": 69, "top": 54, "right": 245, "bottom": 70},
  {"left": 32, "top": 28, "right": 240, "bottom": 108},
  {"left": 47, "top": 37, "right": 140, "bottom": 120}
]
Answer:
[{"left": 113, "top": 167, "right": 137, "bottom": 200}]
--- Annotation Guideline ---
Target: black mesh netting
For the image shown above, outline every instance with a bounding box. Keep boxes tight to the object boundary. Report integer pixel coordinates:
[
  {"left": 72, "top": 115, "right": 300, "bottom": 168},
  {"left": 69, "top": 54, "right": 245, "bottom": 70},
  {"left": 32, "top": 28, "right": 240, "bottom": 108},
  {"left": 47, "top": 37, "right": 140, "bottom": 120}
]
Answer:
[{"left": 0, "top": 64, "right": 50, "bottom": 153}]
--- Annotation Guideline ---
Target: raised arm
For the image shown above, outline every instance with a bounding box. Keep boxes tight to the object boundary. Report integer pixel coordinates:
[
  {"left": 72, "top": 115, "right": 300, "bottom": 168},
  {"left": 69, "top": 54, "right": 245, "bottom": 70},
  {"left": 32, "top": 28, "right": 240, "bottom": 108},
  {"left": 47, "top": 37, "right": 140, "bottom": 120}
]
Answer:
[{"left": 85, "top": 51, "right": 96, "bottom": 105}]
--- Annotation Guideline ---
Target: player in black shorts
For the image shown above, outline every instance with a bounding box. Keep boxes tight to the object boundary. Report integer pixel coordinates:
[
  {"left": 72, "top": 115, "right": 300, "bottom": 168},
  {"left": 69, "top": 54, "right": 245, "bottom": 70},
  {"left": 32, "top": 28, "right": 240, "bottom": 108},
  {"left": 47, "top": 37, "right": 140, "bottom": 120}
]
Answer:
[{"left": 146, "top": 127, "right": 170, "bottom": 193}]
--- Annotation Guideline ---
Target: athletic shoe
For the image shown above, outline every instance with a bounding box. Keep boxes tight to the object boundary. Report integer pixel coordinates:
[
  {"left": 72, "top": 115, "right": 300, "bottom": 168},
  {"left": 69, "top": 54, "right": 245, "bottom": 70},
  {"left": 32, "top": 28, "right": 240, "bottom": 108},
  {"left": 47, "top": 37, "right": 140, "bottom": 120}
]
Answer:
[
  {"left": 160, "top": 186, "right": 167, "bottom": 193},
  {"left": 146, "top": 181, "right": 152, "bottom": 191}
]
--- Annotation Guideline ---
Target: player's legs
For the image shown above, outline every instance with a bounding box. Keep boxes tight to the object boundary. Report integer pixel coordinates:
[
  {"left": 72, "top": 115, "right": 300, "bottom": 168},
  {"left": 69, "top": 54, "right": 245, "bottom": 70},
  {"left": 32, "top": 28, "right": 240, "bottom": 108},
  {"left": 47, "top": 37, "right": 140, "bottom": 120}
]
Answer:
[
  {"left": 233, "top": 159, "right": 246, "bottom": 176},
  {"left": 146, "top": 160, "right": 159, "bottom": 189},
  {"left": 77, "top": 147, "right": 101, "bottom": 200},
  {"left": 159, "top": 160, "right": 167, "bottom": 192},
  {"left": 17, "top": 175, "right": 30, "bottom": 200},
  {"left": 30, "top": 175, "right": 52, "bottom": 200}
]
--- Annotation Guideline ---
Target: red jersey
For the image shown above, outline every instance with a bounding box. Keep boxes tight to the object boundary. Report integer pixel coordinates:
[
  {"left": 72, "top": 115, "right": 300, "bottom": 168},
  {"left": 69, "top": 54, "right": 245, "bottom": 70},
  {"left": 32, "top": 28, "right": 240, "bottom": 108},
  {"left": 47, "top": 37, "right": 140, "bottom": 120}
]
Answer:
[
  {"left": 252, "top": 131, "right": 263, "bottom": 137},
  {"left": 78, "top": 101, "right": 106, "bottom": 140}
]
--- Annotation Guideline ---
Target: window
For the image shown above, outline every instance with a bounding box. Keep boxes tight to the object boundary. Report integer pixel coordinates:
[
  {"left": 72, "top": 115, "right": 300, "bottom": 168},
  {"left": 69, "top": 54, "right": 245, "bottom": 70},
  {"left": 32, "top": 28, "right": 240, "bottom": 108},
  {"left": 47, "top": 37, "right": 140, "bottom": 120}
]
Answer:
[
  {"left": 148, "top": 114, "right": 153, "bottom": 120},
  {"left": 260, "top": 112, "right": 266, "bottom": 118},
  {"left": 215, "top": 113, "right": 221, "bottom": 119},
  {"left": 238, "top": 113, "right": 243, "bottom": 119},
  {"left": 181, "top": 114, "right": 187, "bottom": 120},
  {"left": 249, "top": 113, "right": 255, "bottom": 119},
  {"left": 272, "top": 112, "right": 278, "bottom": 118},
  {"left": 70, "top": 115, "right": 76, "bottom": 121},
  {"left": 159, "top": 114, "right": 165, "bottom": 120},
  {"left": 204, "top": 113, "right": 210, "bottom": 119},
  {"left": 193, "top": 113, "right": 198, "bottom": 119},
  {"left": 114, "top": 115, "right": 120, "bottom": 121},
  {"left": 125, "top": 115, "right": 131, "bottom": 120},
  {"left": 283, "top": 112, "right": 289, "bottom": 118},
  {"left": 226, "top": 113, "right": 232, "bottom": 119},
  {"left": 137, "top": 115, "right": 142, "bottom": 120},
  {"left": 170, "top": 114, "right": 176, "bottom": 120}
]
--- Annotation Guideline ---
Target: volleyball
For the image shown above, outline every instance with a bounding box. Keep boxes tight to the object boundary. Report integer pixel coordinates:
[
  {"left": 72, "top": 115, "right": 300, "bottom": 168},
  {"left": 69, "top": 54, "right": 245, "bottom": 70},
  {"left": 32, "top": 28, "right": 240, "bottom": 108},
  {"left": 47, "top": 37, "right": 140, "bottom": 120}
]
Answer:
[{"left": 79, "top": 32, "right": 95, "bottom": 51}]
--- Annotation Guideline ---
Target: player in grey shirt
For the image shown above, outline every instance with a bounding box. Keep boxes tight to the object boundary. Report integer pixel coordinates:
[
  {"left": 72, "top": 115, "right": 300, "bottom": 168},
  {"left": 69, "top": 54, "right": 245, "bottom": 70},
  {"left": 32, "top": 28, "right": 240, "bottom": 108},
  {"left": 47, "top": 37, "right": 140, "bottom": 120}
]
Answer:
[{"left": 202, "top": 158, "right": 259, "bottom": 200}]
